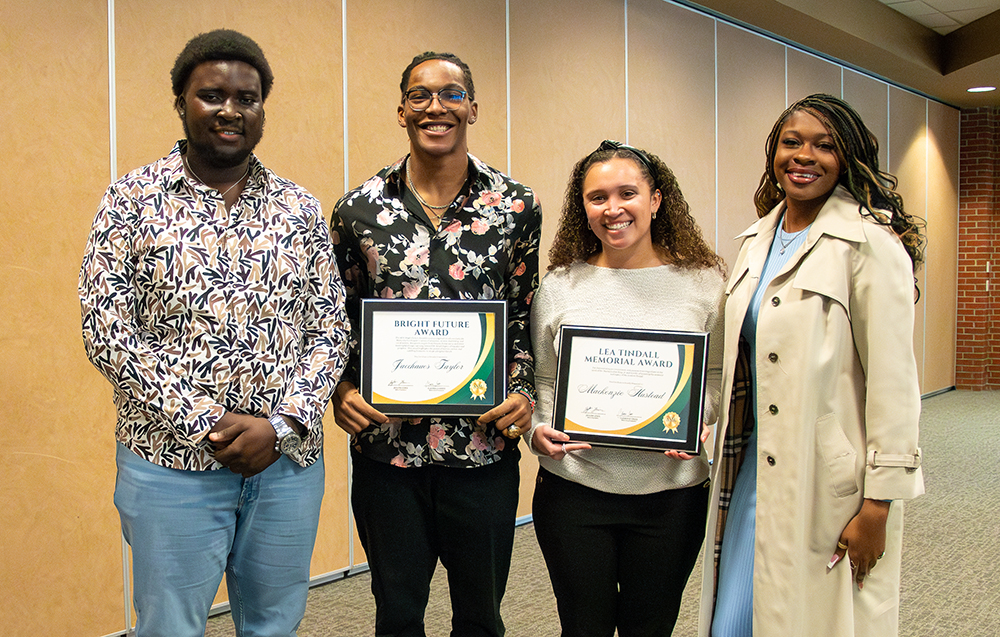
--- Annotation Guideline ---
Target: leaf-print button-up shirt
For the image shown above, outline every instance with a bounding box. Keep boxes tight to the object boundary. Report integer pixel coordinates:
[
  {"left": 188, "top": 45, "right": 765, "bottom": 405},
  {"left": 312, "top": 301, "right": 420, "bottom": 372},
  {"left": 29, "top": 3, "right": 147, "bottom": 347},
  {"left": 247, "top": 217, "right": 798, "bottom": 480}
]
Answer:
[
  {"left": 79, "top": 141, "right": 349, "bottom": 471},
  {"left": 331, "top": 154, "right": 540, "bottom": 468}
]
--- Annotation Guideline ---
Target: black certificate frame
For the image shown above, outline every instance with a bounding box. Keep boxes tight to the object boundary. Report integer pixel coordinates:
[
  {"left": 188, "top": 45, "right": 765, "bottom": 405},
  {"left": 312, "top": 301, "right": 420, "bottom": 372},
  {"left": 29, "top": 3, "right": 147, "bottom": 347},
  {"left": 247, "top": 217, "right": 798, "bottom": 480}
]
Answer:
[
  {"left": 551, "top": 325, "right": 708, "bottom": 453},
  {"left": 360, "top": 299, "right": 507, "bottom": 417}
]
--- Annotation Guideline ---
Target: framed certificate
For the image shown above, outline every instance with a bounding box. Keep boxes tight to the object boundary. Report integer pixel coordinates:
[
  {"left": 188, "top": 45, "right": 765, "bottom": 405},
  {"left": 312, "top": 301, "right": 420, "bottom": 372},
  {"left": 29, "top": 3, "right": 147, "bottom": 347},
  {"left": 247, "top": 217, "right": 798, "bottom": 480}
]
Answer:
[
  {"left": 360, "top": 299, "right": 507, "bottom": 417},
  {"left": 551, "top": 326, "right": 708, "bottom": 453}
]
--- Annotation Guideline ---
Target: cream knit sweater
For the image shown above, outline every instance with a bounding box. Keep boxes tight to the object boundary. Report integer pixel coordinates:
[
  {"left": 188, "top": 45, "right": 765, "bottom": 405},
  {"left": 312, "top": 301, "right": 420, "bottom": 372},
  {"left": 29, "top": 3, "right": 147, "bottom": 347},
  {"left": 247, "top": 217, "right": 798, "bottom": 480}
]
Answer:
[{"left": 528, "top": 261, "right": 725, "bottom": 494}]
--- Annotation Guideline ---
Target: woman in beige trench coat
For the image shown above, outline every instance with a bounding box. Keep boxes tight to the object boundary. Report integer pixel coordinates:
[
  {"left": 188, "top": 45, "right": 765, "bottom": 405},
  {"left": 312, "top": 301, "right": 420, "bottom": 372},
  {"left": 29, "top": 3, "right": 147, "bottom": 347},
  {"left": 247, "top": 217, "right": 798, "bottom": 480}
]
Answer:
[{"left": 700, "top": 95, "right": 925, "bottom": 637}]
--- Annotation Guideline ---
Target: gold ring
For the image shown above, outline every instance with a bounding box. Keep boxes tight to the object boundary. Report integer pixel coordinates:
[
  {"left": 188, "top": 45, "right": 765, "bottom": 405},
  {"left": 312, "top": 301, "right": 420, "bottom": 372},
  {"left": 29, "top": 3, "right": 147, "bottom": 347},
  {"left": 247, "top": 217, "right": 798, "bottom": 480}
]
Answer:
[
  {"left": 837, "top": 541, "right": 849, "bottom": 550},
  {"left": 503, "top": 425, "right": 521, "bottom": 439}
]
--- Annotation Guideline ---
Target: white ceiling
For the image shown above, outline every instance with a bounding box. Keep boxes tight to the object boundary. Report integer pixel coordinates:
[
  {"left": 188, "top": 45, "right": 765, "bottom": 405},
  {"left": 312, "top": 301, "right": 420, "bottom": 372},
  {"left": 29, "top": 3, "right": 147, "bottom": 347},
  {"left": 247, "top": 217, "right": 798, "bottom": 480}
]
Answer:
[
  {"left": 693, "top": 0, "right": 1000, "bottom": 107},
  {"left": 879, "top": 0, "right": 1000, "bottom": 34}
]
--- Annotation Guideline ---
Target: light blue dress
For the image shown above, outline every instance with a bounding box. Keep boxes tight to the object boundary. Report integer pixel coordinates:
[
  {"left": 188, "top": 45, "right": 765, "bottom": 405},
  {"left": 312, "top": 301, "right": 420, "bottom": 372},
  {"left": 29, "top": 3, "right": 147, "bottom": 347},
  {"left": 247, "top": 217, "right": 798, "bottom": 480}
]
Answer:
[{"left": 711, "top": 215, "right": 811, "bottom": 637}]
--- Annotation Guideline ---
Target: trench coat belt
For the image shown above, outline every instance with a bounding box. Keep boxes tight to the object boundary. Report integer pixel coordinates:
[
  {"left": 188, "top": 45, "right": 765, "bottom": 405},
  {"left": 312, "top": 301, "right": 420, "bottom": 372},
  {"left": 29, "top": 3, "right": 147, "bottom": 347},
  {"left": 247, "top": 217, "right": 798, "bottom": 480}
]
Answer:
[{"left": 867, "top": 448, "right": 922, "bottom": 471}]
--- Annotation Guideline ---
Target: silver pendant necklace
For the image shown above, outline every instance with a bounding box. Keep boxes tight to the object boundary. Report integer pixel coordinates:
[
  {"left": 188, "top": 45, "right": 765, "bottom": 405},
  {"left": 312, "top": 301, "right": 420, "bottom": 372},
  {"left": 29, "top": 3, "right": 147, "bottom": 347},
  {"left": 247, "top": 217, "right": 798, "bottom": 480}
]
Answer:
[{"left": 777, "top": 222, "right": 807, "bottom": 255}]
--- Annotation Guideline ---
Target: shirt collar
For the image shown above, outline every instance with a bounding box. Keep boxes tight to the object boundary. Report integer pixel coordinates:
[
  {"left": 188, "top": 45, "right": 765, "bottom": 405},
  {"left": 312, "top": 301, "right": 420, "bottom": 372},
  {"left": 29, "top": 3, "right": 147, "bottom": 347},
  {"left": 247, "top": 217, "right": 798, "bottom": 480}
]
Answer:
[
  {"left": 385, "top": 152, "right": 484, "bottom": 188},
  {"left": 737, "top": 185, "right": 868, "bottom": 244},
  {"left": 164, "top": 140, "right": 266, "bottom": 193}
]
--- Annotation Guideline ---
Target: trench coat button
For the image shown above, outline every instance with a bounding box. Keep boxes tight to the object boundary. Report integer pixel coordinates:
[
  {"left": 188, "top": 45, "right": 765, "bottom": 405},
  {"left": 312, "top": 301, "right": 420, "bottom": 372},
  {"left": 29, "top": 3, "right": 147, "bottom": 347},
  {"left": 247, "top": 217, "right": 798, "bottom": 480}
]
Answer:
[
  {"left": 768, "top": 352, "right": 778, "bottom": 363},
  {"left": 767, "top": 456, "right": 776, "bottom": 466},
  {"left": 771, "top": 297, "right": 781, "bottom": 306},
  {"left": 768, "top": 404, "right": 779, "bottom": 415}
]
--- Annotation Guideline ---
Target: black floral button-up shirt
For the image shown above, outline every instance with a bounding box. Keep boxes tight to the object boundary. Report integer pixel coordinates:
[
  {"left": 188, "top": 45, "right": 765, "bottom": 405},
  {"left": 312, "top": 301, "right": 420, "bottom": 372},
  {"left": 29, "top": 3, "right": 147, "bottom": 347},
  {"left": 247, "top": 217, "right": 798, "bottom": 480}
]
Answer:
[{"left": 331, "top": 154, "right": 541, "bottom": 468}]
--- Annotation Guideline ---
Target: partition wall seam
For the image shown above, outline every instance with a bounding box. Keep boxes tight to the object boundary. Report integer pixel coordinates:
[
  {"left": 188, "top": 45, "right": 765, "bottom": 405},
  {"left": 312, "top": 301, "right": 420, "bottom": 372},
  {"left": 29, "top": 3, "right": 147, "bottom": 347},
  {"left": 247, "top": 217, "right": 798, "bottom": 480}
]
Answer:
[
  {"left": 624, "top": 0, "right": 630, "bottom": 143},
  {"left": 505, "top": 0, "right": 512, "bottom": 175},
  {"left": 341, "top": 0, "right": 357, "bottom": 572},
  {"left": 713, "top": 18, "right": 719, "bottom": 250},
  {"left": 783, "top": 46, "right": 788, "bottom": 106},
  {"left": 886, "top": 84, "right": 892, "bottom": 164},
  {"left": 342, "top": 0, "right": 350, "bottom": 194},
  {"left": 107, "top": 0, "right": 132, "bottom": 633},
  {"left": 922, "top": 100, "right": 928, "bottom": 382}
]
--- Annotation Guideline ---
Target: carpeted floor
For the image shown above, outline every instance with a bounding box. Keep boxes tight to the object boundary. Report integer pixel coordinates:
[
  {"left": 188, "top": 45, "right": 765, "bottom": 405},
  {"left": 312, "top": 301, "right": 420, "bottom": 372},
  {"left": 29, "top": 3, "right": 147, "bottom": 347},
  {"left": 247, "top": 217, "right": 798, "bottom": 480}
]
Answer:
[{"left": 205, "top": 389, "right": 1000, "bottom": 636}]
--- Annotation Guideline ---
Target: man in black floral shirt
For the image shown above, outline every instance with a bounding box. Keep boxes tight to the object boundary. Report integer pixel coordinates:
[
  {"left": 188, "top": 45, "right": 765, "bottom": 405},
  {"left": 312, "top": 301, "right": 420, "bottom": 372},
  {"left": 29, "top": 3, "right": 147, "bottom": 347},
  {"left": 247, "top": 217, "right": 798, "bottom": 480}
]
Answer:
[{"left": 330, "top": 51, "right": 541, "bottom": 636}]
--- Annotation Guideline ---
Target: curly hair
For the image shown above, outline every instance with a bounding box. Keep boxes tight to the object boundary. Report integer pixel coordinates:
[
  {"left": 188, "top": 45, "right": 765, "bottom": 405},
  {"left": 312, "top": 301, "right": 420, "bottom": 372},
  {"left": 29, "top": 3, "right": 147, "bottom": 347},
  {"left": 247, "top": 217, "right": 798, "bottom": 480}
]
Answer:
[
  {"left": 548, "top": 142, "right": 725, "bottom": 273},
  {"left": 400, "top": 51, "right": 475, "bottom": 101},
  {"left": 755, "top": 93, "right": 925, "bottom": 268},
  {"left": 171, "top": 29, "right": 274, "bottom": 101}
]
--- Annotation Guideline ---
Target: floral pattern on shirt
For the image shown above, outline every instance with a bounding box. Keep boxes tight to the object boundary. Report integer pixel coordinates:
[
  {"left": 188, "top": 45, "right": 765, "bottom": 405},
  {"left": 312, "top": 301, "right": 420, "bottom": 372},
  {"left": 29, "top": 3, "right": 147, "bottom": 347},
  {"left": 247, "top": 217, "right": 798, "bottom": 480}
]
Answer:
[
  {"left": 331, "top": 154, "right": 541, "bottom": 468},
  {"left": 79, "top": 141, "right": 349, "bottom": 471}
]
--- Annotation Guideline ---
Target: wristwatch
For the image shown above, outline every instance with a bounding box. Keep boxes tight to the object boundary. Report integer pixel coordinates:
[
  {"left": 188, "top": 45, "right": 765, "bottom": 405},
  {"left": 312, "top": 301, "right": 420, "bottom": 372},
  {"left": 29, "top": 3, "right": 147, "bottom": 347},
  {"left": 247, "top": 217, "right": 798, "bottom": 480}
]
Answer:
[{"left": 269, "top": 415, "right": 303, "bottom": 455}]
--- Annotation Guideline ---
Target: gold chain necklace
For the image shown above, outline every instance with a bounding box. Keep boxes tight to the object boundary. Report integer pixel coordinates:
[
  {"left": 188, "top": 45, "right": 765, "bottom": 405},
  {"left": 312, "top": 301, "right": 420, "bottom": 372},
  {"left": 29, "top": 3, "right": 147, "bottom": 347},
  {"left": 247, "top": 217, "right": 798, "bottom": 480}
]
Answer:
[{"left": 406, "top": 162, "right": 454, "bottom": 216}]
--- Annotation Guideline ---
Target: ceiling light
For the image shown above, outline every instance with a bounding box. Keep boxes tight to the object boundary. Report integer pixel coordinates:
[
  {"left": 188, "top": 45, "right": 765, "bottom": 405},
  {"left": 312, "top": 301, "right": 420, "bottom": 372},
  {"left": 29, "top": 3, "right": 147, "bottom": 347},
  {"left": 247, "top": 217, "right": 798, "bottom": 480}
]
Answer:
[{"left": 967, "top": 86, "right": 996, "bottom": 93}]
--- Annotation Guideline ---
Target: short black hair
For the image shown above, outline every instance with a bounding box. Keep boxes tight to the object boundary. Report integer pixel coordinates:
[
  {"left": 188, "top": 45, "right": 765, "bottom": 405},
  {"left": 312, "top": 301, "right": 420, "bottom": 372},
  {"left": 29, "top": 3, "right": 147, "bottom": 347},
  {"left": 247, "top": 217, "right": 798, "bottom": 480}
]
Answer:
[
  {"left": 400, "top": 51, "right": 475, "bottom": 101},
  {"left": 171, "top": 29, "right": 274, "bottom": 101}
]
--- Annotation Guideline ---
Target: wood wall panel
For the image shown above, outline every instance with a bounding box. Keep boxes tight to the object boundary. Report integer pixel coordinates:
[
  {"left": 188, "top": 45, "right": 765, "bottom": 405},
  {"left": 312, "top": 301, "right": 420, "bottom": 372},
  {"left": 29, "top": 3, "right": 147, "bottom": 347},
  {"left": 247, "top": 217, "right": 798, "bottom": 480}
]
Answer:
[
  {"left": 629, "top": 0, "right": 718, "bottom": 248},
  {"left": 923, "top": 101, "right": 960, "bottom": 392},
  {"left": 843, "top": 69, "right": 890, "bottom": 169},
  {"left": 716, "top": 24, "right": 786, "bottom": 267},
  {"left": 786, "top": 48, "right": 842, "bottom": 104},
  {"left": 0, "top": 0, "right": 122, "bottom": 635},
  {"left": 115, "top": 0, "right": 347, "bottom": 204},
  {"left": 510, "top": 0, "right": 627, "bottom": 269},
  {"left": 889, "top": 87, "right": 929, "bottom": 390},
  {"left": 344, "top": 0, "right": 509, "bottom": 188}
]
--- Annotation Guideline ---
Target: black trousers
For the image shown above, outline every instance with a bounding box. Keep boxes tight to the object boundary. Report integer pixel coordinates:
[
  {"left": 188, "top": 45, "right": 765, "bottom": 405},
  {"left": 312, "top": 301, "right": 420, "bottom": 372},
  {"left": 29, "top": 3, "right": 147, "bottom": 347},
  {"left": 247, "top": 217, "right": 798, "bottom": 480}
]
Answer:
[
  {"left": 351, "top": 448, "right": 520, "bottom": 637},
  {"left": 532, "top": 467, "right": 709, "bottom": 637}
]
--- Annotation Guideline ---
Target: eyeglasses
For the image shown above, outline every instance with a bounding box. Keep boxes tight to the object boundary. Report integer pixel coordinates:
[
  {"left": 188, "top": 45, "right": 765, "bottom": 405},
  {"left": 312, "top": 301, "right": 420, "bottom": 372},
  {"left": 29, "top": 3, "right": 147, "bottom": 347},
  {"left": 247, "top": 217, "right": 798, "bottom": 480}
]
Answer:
[
  {"left": 593, "top": 140, "right": 658, "bottom": 183},
  {"left": 404, "top": 88, "right": 467, "bottom": 112}
]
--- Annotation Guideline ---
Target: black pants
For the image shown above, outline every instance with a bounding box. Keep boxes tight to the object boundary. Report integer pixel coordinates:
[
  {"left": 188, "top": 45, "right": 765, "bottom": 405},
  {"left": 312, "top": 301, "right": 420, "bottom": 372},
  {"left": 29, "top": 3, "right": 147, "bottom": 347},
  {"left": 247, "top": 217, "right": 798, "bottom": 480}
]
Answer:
[
  {"left": 351, "top": 449, "right": 520, "bottom": 637},
  {"left": 532, "top": 467, "right": 709, "bottom": 637}
]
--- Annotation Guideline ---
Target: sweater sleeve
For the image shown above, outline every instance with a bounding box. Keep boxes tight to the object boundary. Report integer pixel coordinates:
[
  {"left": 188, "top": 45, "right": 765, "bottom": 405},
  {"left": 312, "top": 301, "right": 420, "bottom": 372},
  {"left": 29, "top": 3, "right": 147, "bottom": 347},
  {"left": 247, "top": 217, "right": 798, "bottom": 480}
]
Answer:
[
  {"left": 526, "top": 271, "right": 559, "bottom": 455},
  {"left": 701, "top": 270, "right": 727, "bottom": 427}
]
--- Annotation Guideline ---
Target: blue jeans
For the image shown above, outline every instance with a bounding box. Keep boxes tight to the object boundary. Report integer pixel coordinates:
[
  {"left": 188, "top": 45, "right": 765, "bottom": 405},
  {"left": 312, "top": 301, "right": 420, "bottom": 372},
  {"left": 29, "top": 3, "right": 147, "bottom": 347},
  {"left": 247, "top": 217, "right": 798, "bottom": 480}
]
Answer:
[{"left": 114, "top": 443, "right": 324, "bottom": 637}]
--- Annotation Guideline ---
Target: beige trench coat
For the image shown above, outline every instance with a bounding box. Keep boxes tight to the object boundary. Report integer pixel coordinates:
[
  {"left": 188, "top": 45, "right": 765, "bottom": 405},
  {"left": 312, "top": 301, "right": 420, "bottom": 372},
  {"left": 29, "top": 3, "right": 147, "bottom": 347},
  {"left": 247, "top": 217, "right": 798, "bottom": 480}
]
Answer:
[{"left": 699, "top": 187, "right": 924, "bottom": 637}]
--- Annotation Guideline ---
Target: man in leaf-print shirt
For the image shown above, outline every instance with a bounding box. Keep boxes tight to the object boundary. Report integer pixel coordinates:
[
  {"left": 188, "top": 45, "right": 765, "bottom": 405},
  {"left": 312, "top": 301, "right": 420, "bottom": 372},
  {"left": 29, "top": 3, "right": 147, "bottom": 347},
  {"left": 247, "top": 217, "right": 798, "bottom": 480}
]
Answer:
[
  {"left": 78, "top": 30, "right": 348, "bottom": 637},
  {"left": 330, "top": 51, "right": 541, "bottom": 636}
]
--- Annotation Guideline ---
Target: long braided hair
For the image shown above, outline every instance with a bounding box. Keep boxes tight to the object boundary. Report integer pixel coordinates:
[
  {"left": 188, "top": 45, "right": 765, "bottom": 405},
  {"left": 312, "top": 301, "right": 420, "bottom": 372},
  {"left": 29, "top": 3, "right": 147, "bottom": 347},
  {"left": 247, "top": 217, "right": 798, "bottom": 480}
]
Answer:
[{"left": 755, "top": 94, "right": 925, "bottom": 269}]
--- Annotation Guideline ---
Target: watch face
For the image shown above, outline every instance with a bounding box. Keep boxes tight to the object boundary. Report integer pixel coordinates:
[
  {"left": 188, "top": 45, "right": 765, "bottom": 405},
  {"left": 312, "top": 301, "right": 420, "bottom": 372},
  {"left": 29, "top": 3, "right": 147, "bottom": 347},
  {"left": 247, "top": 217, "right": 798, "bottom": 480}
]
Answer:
[{"left": 278, "top": 433, "right": 302, "bottom": 455}]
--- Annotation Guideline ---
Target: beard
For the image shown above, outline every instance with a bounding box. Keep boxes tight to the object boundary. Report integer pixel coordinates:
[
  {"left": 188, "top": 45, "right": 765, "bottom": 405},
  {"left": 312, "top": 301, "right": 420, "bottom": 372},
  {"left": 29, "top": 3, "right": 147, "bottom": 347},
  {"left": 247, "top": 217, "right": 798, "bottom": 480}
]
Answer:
[{"left": 181, "top": 117, "right": 263, "bottom": 170}]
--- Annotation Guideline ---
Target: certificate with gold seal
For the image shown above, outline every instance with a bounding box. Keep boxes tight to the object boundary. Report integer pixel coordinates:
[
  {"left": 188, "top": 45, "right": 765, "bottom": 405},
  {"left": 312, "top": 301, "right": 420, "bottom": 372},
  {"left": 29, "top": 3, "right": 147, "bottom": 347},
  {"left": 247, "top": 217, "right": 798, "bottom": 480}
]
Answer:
[
  {"left": 360, "top": 299, "right": 507, "bottom": 416},
  {"left": 551, "top": 326, "right": 708, "bottom": 453}
]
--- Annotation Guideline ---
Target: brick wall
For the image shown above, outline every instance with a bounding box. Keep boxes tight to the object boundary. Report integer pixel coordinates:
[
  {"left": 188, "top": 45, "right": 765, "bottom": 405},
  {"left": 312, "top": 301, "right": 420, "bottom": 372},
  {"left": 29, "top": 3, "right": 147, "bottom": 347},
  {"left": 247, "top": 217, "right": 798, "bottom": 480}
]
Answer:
[{"left": 956, "top": 107, "right": 1000, "bottom": 389}]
